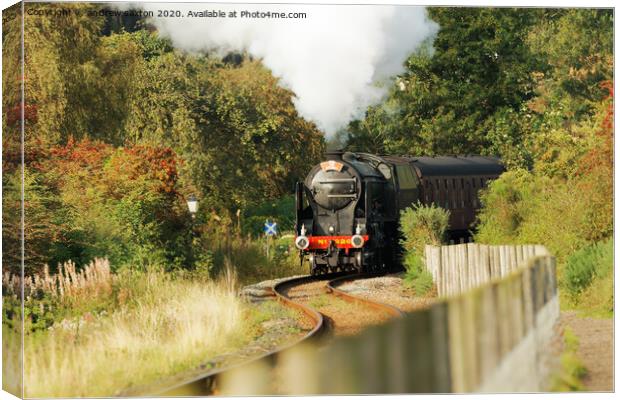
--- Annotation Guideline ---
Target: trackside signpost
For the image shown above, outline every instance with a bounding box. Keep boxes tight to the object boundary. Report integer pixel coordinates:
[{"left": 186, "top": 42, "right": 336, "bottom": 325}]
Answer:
[
  {"left": 264, "top": 220, "right": 278, "bottom": 236},
  {"left": 264, "top": 220, "right": 277, "bottom": 257}
]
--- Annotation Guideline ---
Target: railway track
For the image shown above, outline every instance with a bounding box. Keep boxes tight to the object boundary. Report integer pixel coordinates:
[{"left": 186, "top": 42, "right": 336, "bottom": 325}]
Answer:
[
  {"left": 328, "top": 273, "right": 405, "bottom": 319},
  {"left": 149, "top": 272, "right": 403, "bottom": 396}
]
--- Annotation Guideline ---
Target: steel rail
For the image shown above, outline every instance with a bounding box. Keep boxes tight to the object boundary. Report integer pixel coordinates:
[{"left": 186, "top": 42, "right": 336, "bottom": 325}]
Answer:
[{"left": 327, "top": 273, "right": 405, "bottom": 318}]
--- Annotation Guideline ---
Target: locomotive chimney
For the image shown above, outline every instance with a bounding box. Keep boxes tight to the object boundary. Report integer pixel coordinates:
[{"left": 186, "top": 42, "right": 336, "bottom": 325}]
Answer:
[{"left": 325, "top": 149, "right": 345, "bottom": 161}]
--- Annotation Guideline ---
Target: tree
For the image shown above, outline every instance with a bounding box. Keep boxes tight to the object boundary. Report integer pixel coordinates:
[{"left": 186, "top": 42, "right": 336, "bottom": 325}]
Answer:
[
  {"left": 347, "top": 8, "right": 545, "bottom": 166},
  {"left": 125, "top": 54, "right": 325, "bottom": 214}
]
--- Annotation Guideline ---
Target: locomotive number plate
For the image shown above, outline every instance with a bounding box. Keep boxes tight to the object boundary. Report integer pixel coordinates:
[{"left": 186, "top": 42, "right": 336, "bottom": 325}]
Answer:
[{"left": 307, "top": 235, "right": 369, "bottom": 250}]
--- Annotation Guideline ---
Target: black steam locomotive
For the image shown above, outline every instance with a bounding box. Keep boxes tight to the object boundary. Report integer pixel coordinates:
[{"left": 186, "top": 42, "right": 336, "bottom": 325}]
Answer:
[{"left": 294, "top": 151, "right": 504, "bottom": 275}]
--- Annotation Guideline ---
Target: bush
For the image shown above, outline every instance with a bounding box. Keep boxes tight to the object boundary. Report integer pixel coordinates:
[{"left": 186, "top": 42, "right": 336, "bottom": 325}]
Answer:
[
  {"left": 399, "top": 202, "right": 448, "bottom": 296},
  {"left": 475, "top": 169, "right": 609, "bottom": 265},
  {"left": 241, "top": 195, "right": 296, "bottom": 237},
  {"left": 563, "top": 238, "right": 613, "bottom": 300},
  {"left": 474, "top": 169, "right": 536, "bottom": 244},
  {"left": 399, "top": 201, "right": 450, "bottom": 254},
  {"left": 28, "top": 139, "right": 193, "bottom": 272}
]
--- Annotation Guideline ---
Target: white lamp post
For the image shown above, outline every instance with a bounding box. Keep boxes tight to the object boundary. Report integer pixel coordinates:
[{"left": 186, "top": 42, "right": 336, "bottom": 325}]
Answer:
[{"left": 186, "top": 194, "right": 199, "bottom": 218}]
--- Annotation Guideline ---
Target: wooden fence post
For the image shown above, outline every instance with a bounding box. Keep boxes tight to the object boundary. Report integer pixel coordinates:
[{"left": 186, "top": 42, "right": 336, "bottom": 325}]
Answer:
[{"left": 476, "top": 284, "right": 500, "bottom": 383}]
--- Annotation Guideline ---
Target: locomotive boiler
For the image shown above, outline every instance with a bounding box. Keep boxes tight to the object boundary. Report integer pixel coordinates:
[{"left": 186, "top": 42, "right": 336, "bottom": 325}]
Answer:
[{"left": 294, "top": 150, "right": 504, "bottom": 275}]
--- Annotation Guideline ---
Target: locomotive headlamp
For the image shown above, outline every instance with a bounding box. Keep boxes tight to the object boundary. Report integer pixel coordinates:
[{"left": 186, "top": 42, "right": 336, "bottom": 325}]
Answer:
[
  {"left": 295, "top": 235, "right": 310, "bottom": 250},
  {"left": 351, "top": 234, "right": 365, "bottom": 248},
  {"left": 296, "top": 224, "right": 310, "bottom": 250},
  {"left": 329, "top": 225, "right": 335, "bottom": 234},
  {"left": 352, "top": 223, "right": 364, "bottom": 248}
]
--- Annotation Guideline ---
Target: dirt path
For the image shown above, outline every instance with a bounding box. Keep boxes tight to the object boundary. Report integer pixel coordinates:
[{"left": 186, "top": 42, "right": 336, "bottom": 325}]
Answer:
[{"left": 561, "top": 311, "right": 614, "bottom": 391}]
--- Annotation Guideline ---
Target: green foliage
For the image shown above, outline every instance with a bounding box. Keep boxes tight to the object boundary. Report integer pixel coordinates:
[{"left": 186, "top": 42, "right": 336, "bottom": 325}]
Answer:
[
  {"left": 561, "top": 239, "right": 613, "bottom": 317},
  {"left": 8, "top": 139, "right": 194, "bottom": 273},
  {"left": 527, "top": 10, "right": 613, "bottom": 123},
  {"left": 400, "top": 202, "right": 450, "bottom": 254},
  {"left": 551, "top": 327, "right": 587, "bottom": 391},
  {"left": 2, "top": 166, "right": 70, "bottom": 275},
  {"left": 399, "top": 202, "right": 447, "bottom": 294},
  {"left": 124, "top": 29, "right": 173, "bottom": 60},
  {"left": 564, "top": 239, "right": 613, "bottom": 297},
  {"left": 200, "top": 235, "right": 305, "bottom": 285},
  {"left": 7, "top": 9, "right": 324, "bottom": 276},
  {"left": 476, "top": 162, "right": 611, "bottom": 266},
  {"left": 193, "top": 209, "right": 304, "bottom": 284},
  {"left": 347, "top": 8, "right": 545, "bottom": 164},
  {"left": 577, "top": 266, "right": 614, "bottom": 319},
  {"left": 475, "top": 86, "right": 612, "bottom": 314},
  {"left": 475, "top": 169, "right": 537, "bottom": 244},
  {"left": 345, "top": 8, "right": 613, "bottom": 177},
  {"left": 125, "top": 55, "right": 325, "bottom": 213},
  {"left": 402, "top": 252, "right": 434, "bottom": 296},
  {"left": 241, "top": 196, "right": 296, "bottom": 237}
]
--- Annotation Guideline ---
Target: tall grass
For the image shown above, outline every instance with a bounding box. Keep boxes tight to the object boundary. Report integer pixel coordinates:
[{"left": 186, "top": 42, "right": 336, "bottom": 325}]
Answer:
[
  {"left": 209, "top": 233, "right": 307, "bottom": 284},
  {"left": 5, "top": 231, "right": 306, "bottom": 397},
  {"left": 23, "top": 268, "right": 249, "bottom": 397},
  {"left": 2, "top": 325, "right": 22, "bottom": 397},
  {"left": 3, "top": 258, "right": 115, "bottom": 331},
  {"left": 3, "top": 258, "right": 113, "bottom": 299}
]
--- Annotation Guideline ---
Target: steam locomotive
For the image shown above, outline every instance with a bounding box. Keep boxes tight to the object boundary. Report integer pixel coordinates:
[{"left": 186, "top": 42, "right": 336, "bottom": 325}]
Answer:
[{"left": 294, "top": 151, "right": 504, "bottom": 275}]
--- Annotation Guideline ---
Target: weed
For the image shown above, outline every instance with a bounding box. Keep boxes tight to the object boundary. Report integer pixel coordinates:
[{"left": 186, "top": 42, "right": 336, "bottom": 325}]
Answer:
[
  {"left": 309, "top": 294, "right": 331, "bottom": 309},
  {"left": 402, "top": 252, "right": 434, "bottom": 296},
  {"left": 551, "top": 327, "right": 587, "bottom": 391}
]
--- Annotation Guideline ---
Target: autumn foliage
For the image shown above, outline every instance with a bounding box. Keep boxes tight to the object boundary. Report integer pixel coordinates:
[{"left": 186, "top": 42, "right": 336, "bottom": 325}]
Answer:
[{"left": 2, "top": 138, "right": 191, "bottom": 275}]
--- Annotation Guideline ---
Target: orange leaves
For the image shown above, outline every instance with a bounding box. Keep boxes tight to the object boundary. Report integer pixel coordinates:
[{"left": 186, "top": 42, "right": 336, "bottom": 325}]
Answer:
[
  {"left": 49, "top": 136, "right": 113, "bottom": 167},
  {"left": 39, "top": 138, "right": 181, "bottom": 204},
  {"left": 579, "top": 80, "right": 613, "bottom": 178},
  {"left": 5, "top": 103, "right": 38, "bottom": 126},
  {"left": 110, "top": 144, "right": 179, "bottom": 195},
  {"left": 599, "top": 80, "right": 613, "bottom": 134}
]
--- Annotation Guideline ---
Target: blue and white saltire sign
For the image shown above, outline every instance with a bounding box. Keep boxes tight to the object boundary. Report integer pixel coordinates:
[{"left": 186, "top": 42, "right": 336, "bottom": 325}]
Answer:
[{"left": 264, "top": 220, "right": 278, "bottom": 236}]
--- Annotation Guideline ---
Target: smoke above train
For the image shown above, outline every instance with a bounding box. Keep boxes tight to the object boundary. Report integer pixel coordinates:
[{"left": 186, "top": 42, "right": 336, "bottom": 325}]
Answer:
[{"left": 133, "top": 3, "right": 439, "bottom": 136}]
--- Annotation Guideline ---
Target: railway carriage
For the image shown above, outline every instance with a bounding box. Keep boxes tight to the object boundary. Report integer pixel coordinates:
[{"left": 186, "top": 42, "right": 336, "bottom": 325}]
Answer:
[{"left": 294, "top": 150, "right": 504, "bottom": 275}]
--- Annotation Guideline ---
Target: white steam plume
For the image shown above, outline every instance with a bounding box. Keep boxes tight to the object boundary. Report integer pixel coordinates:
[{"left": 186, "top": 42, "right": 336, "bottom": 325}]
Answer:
[{"left": 130, "top": 3, "right": 438, "bottom": 135}]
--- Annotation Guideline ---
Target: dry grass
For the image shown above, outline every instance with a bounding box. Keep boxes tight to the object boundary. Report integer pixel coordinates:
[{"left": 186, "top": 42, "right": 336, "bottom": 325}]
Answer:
[
  {"left": 2, "top": 325, "right": 23, "bottom": 397},
  {"left": 3, "top": 258, "right": 113, "bottom": 301},
  {"left": 21, "top": 267, "right": 251, "bottom": 397}
]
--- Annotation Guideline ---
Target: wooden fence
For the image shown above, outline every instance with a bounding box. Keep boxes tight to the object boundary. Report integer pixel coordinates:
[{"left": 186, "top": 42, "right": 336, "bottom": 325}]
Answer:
[
  {"left": 215, "top": 244, "right": 559, "bottom": 395},
  {"left": 424, "top": 243, "right": 550, "bottom": 297}
]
